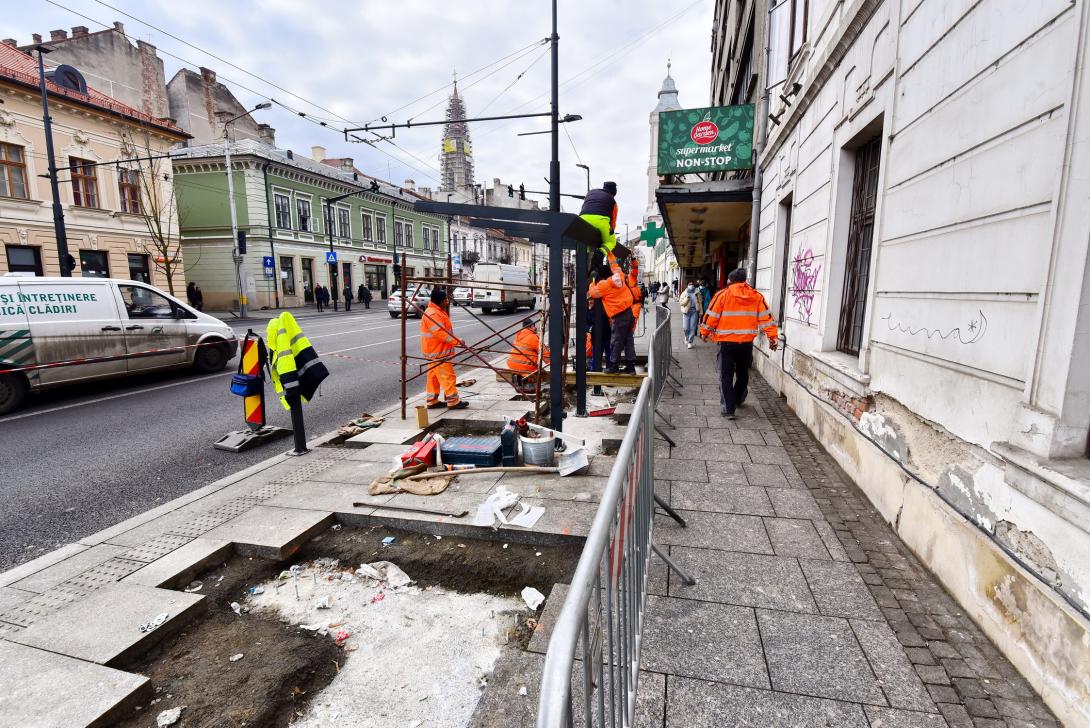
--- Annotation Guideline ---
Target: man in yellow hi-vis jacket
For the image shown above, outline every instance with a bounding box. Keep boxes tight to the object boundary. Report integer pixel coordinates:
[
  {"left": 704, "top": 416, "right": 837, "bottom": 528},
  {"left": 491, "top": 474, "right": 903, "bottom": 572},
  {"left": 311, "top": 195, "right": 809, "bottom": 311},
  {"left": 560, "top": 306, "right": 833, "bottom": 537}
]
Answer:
[{"left": 266, "top": 312, "right": 329, "bottom": 409}]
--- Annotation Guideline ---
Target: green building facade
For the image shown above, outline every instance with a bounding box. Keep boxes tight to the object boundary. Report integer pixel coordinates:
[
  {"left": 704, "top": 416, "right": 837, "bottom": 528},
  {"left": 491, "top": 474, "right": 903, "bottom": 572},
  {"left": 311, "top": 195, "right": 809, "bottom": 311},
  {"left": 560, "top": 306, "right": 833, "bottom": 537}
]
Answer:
[{"left": 174, "top": 140, "right": 448, "bottom": 310}]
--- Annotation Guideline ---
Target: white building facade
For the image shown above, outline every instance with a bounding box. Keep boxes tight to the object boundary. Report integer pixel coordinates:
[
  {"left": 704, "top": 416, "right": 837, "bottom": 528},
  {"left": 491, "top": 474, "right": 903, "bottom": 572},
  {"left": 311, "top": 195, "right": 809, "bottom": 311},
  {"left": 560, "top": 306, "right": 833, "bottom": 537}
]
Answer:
[{"left": 747, "top": 1, "right": 1090, "bottom": 722}]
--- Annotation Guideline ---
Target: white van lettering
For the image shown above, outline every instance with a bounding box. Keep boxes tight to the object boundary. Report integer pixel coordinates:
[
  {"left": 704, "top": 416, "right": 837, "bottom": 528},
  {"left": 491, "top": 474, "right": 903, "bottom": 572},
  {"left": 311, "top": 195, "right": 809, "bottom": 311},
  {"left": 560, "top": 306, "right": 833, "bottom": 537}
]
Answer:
[
  {"left": 27, "top": 304, "right": 78, "bottom": 315},
  {"left": 1, "top": 305, "right": 26, "bottom": 316}
]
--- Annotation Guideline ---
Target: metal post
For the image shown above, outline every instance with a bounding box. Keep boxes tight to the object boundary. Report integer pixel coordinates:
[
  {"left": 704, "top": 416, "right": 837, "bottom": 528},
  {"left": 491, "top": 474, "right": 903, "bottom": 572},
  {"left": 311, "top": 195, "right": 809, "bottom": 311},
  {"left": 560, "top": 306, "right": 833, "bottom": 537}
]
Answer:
[
  {"left": 35, "top": 47, "right": 71, "bottom": 277},
  {"left": 546, "top": 0, "right": 565, "bottom": 432},
  {"left": 326, "top": 203, "right": 339, "bottom": 312},
  {"left": 574, "top": 240, "right": 588, "bottom": 416},
  {"left": 400, "top": 262, "right": 408, "bottom": 420},
  {"left": 286, "top": 395, "right": 309, "bottom": 456},
  {"left": 223, "top": 130, "right": 248, "bottom": 318},
  {"left": 748, "top": 2, "right": 775, "bottom": 281},
  {"left": 261, "top": 162, "right": 280, "bottom": 310}
]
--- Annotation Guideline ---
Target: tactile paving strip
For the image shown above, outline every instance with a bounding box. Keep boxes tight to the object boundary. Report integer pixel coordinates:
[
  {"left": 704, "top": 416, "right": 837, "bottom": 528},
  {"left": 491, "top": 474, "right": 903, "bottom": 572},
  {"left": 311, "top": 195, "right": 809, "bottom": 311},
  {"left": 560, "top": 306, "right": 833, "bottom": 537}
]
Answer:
[
  {"left": 60, "top": 558, "right": 147, "bottom": 593},
  {"left": 239, "top": 482, "right": 293, "bottom": 502},
  {"left": 0, "top": 589, "right": 82, "bottom": 627},
  {"left": 120, "top": 534, "right": 194, "bottom": 564}
]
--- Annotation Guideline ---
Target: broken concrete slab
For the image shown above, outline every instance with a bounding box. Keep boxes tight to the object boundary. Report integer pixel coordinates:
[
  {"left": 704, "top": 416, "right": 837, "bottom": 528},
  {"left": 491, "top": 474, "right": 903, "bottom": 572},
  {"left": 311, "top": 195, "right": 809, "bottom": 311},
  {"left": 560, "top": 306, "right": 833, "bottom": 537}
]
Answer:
[
  {"left": 9, "top": 583, "right": 205, "bottom": 667},
  {"left": 0, "top": 641, "right": 151, "bottom": 728},
  {"left": 203, "top": 505, "right": 334, "bottom": 559},
  {"left": 10, "top": 543, "right": 128, "bottom": 594},
  {"left": 122, "top": 539, "right": 232, "bottom": 589}
]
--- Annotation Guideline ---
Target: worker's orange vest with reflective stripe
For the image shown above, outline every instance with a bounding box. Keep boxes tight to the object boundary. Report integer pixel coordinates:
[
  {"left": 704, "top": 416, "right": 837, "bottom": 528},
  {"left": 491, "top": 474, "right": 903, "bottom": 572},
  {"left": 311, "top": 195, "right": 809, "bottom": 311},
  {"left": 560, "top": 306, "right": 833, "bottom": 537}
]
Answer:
[
  {"left": 420, "top": 303, "right": 456, "bottom": 359},
  {"left": 508, "top": 327, "right": 548, "bottom": 373},
  {"left": 588, "top": 253, "right": 635, "bottom": 319},
  {"left": 699, "top": 283, "right": 779, "bottom": 344}
]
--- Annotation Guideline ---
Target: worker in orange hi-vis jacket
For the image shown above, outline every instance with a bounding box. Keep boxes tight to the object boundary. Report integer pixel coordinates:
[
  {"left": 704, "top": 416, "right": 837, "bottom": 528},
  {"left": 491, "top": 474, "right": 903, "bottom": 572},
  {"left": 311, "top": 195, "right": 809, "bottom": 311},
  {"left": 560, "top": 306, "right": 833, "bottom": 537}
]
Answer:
[
  {"left": 700, "top": 268, "right": 779, "bottom": 420},
  {"left": 588, "top": 251, "right": 636, "bottom": 374},
  {"left": 420, "top": 289, "right": 468, "bottom": 409},
  {"left": 507, "top": 317, "right": 550, "bottom": 393},
  {"left": 626, "top": 255, "right": 642, "bottom": 333}
]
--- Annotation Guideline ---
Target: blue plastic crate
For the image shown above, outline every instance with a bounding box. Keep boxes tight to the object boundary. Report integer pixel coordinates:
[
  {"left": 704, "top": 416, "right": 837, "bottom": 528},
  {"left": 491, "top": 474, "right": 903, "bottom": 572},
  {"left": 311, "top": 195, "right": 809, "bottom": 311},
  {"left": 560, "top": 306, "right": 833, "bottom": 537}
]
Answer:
[{"left": 440, "top": 436, "right": 503, "bottom": 467}]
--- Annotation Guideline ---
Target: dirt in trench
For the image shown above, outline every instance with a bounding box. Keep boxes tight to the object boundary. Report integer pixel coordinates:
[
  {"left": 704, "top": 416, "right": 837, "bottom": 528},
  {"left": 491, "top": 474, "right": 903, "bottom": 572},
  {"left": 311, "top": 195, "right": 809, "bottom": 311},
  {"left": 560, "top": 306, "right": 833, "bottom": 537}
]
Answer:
[{"left": 114, "top": 525, "right": 581, "bottom": 727}]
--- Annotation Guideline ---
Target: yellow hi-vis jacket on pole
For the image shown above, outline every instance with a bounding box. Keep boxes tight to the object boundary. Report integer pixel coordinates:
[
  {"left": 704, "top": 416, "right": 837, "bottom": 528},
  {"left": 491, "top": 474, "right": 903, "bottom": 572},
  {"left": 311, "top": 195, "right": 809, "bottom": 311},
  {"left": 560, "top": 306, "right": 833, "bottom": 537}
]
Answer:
[{"left": 266, "top": 312, "right": 329, "bottom": 409}]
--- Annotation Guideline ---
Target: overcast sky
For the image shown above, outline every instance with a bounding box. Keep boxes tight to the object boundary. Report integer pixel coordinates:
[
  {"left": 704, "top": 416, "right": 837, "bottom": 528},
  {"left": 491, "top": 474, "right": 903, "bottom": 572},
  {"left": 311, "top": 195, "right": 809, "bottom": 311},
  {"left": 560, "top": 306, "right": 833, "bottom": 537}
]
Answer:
[{"left": 4, "top": 1, "right": 712, "bottom": 232}]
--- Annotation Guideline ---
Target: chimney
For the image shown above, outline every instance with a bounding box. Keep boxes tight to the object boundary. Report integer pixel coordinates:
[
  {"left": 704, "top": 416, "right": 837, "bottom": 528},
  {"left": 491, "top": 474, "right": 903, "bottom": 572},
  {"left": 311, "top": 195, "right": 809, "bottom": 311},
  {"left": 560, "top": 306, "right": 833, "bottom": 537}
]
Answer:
[
  {"left": 404, "top": 178, "right": 416, "bottom": 192},
  {"left": 287, "top": 150, "right": 294, "bottom": 160},
  {"left": 50, "top": 30, "right": 68, "bottom": 42},
  {"left": 71, "top": 26, "right": 89, "bottom": 37},
  {"left": 1, "top": 39, "right": 17, "bottom": 48},
  {"left": 199, "top": 66, "right": 216, "bottom": 84},
  {"left": 32, "top": 34, "right": 42, "bottom": 44},
  {"left": 341, "top": 158, "right": 354, "bottom": 171},
  {"left": 311, "top": 145, "right": 326, "bottom": 162},
  {"left": 257, "top": 124, "right": 275, "bottom": 146},
  {"left": 113, "top": 21, "right": 125, "bottom": 33}
]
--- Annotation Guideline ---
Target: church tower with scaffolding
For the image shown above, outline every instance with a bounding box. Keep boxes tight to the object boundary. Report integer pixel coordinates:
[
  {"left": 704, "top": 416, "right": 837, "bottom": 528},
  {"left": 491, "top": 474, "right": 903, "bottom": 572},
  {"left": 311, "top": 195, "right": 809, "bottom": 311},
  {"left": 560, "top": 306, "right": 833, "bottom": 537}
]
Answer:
[{"left": 439, "top": 76, "right": 475, "bottom": 199}]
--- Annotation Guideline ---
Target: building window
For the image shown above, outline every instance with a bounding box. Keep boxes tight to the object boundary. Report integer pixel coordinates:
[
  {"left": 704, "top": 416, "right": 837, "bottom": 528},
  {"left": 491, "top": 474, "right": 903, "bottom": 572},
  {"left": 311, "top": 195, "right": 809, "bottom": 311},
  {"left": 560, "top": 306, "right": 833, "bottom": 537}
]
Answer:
[
  {"left": 128, "top": 253, "right": 150, "bottom": 283},
  {"left": 837, "top": 136, "right": 882, "bottom": 356},
  {"left": 394, "top": 221, "right": 404, "bottom": 247},
  {"left": 0, "top": 143, "right": 29, "bottom": 199},
  {"left": 338, "top": 207, "right": 351, "bottom": 238},
  {"left": 280, "top": 255, "right": 296, "bottom": 296},
  {"left": 361, "top": 211, "right": 374, "bottom": 241},
  {"left": 789, "top": 0, "right": 808, "bottom": 62},
  {"left": 405, "top": 223, "right": 414, "bottom": 248},
  {"left": 118, "top": 168, "right": 141, "bottom": 214},
  {"left": 69, "top": 157, "right": 99, "bottom": 208},
  {"left": 5, "top": 244, "right": 42, "bottom": 275},
  {"left": 296, "top": 197, "right": 312, "bottom": 232},
  {"left": 301, "top": 257, "right": 314, "bottom": 299},
  {"left": 79, "top": 250, "right": 110, "bottom": 278},
  {"left": 274, "top": 193, "right": 291, "bottom": 229},
  {"left": 776, "top": 196, "right": 793, "bottom": 325},
  {"left": 376, "top": 216, "right": 387, "bottom": 244}
]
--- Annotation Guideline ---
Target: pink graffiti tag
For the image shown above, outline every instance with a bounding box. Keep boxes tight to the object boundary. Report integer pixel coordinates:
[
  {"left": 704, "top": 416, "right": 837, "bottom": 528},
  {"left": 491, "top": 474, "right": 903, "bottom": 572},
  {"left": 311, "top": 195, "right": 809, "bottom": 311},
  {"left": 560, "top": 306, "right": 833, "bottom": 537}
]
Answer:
[{"left": 791, "top": 248, "right": 821, "bottom": 324}]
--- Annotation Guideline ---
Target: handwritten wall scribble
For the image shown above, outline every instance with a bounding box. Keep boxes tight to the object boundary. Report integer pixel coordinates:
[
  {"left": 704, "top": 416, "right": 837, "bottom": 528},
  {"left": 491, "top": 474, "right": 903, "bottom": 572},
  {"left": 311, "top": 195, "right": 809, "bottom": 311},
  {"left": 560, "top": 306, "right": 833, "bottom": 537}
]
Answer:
[
  {"left": 791, "top": 248, "right": 822, "bottom": 324},
  {"left": 881, "top": 309, "right": 988, "bottom": 345}
]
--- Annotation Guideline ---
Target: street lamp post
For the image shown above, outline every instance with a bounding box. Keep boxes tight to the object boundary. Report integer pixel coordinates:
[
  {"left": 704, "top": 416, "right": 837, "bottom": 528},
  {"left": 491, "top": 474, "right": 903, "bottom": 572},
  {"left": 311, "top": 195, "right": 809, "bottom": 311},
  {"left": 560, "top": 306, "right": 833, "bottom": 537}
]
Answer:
[
  {"left": 223, "top": 102, "right": 271, "bottom": 318},
  {"left": 324, "top": 190, "right": 358, "bottom": 312},
  {"left": 34, "top": 45, "right": 73, "bottom": 276},
  {"left": 576, "top": 163, "right": 590, "bottom": 194}
]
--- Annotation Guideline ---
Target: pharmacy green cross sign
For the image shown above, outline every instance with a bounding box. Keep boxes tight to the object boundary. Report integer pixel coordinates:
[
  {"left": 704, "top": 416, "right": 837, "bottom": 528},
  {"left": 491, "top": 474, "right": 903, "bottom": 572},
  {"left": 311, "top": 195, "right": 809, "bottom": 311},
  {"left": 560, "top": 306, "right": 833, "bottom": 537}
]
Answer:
[
  {"left": 657, "top": 104, "right": 754, "bottom": 175},
  {"left": 640, "top": 221, "right": 666, "bottom": 247}
]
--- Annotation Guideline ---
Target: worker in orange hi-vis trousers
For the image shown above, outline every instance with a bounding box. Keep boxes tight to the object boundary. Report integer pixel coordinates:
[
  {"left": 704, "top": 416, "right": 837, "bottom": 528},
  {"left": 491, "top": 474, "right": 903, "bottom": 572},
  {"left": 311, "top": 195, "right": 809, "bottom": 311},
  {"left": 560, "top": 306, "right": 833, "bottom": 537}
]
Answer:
[{"left": 420, "top": 289, "right": 468, "bottom": 409}]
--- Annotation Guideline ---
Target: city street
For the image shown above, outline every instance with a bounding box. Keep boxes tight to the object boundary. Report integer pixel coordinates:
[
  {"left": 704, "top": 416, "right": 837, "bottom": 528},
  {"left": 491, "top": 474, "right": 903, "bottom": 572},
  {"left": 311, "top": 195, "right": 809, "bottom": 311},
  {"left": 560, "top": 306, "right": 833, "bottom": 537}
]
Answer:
[{"left": 0, "top": 306, "right": 524, "bottom": 571}]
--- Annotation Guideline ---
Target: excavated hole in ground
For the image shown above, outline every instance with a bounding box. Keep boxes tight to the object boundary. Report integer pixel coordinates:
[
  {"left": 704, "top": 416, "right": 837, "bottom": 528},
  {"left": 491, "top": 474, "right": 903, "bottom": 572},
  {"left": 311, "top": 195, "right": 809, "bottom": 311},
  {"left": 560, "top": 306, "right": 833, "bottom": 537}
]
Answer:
[{"left": 115, "top": 524, "right": 581, "bottom": 728}]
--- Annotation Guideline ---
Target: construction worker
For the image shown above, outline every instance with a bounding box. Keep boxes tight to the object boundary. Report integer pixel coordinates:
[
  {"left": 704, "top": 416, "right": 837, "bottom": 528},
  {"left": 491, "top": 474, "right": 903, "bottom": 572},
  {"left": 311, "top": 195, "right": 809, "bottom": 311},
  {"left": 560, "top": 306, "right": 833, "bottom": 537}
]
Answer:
[
  {"left": 625, "top": 255, "right": 642, "bottom": 333},
  {"left": 420, "top": 289, "right": 467, "bottom": 409},
  {"left": 507, "top": 317, "right": 549, "bottom": 394},
  {"left": 579, "top": 181, "right": 618, "bottom": 254},
  {"left": 588, "top": 251, "right": 636, "bottom": 374},
  {"left": 700, "top": 268, "right": 778, "bottom": 419},
  {"left": 266, "top": 312, "right": 329, "bottom": 409}
]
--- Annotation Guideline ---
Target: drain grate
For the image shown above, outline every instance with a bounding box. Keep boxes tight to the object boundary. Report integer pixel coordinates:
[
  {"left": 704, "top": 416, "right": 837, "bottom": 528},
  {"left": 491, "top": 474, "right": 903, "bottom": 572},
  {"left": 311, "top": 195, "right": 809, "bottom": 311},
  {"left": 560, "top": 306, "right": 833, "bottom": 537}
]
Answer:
[{"left": 121, "top": 534, "right": 194, "bottom": 564}]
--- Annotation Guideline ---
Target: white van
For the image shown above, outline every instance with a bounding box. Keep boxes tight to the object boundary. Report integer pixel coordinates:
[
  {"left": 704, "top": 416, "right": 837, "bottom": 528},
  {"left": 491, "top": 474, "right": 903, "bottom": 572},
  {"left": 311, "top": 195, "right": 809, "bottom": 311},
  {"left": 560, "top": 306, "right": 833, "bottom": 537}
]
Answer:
[
  {"left": 471, "top": 263, "right": 535, "bottom": 313},
  {"left": 0, "top": 277, "right": 238, "bottom": 414}
]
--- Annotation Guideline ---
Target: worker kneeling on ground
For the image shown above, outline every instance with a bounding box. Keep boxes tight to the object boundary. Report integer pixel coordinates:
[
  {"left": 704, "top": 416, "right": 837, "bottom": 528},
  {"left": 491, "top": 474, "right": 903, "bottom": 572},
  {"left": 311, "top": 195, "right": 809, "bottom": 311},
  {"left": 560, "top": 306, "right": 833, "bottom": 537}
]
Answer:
[
  {"left": 421, "top": 289, "right": 468, "bottom": 409},
  {"left": 507, "top": 316, "right": 549, "bottom": 394},
  {"left": 578, "top": 180, "right": 618, "bottom": 254},
  {"left": 588, "top": 252, "right": 636, "bottom": 374},
  {"left": 700, "top": 268, "right": 778, "bottom": 419}
]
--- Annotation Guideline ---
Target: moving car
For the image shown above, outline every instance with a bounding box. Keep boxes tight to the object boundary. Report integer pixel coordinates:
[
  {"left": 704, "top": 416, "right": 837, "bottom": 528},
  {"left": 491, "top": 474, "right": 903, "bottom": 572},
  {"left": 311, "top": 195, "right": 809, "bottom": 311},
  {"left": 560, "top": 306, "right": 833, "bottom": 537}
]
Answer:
[
  {"left": 452, "top": 286, "right": 473, "bottom": 306},
  {"left": 0, "top": 276, "right": 238, "bottom": 415},
  {"left": 471, "top": 263, "right": 534, "bottom": 313},
  {"left": 387, "top": 287, "right": 432, "bottom": 318}
]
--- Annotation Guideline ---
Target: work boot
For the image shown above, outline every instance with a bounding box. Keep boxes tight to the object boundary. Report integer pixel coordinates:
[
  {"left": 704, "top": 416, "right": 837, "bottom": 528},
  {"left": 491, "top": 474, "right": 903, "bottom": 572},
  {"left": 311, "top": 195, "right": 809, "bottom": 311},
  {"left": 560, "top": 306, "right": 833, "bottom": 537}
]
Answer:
[
  {"left": 620, "top": 362, "right": 637, "bottom": 375},
  {"left": 426, "top": 401, "right": 447, "bottom": 409},
  {"left": 447, "top": 401, "right": 469, "bottom": 410},
  {"left": 604, "top": 364, "right": 619, "bottom": 375}
]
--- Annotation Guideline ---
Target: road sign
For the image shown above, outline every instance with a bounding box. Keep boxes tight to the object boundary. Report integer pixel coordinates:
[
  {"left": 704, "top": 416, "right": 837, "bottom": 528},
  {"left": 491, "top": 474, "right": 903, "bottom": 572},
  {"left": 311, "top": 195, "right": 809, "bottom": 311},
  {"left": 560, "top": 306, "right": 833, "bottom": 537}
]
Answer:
[
  {"left": 325, "top": 251, "right": 338, "bottom": 264},
  {"left": 452, "top": 253, "right": 462, "bottom": 274},
  {"left": 262, "top": 256, "right": 274, "bottom": 267}
]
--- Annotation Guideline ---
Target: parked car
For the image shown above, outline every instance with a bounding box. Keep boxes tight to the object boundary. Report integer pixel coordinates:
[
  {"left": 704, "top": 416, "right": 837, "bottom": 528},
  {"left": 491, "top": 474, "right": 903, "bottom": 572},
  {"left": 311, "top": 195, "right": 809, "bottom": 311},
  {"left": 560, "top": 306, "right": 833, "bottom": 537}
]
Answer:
[
  {"left": 387, "top": 287, "right": 432, "bottom": 318},
  {"left": 471, "top": 263, "right": 534, "bottom": 313},
  {"left": 0, "top": 276, "right": 238, "bottom": 415},
  {"left": 452, "top": 286, "right": 473, "bottom": 306}
]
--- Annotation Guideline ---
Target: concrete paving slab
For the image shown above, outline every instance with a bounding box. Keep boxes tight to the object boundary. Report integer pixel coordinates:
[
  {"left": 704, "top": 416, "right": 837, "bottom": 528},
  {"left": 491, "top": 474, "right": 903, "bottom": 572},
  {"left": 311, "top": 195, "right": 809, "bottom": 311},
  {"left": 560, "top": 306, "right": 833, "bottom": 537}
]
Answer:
[
  {"left": 654, "top": 511, "right": 773, "bottom": 554},
  {"left": 668, "top": 547, "right": 818, "bottom": 613},
  {"left": 0, "top": 542, "right": 88, "bottom": 588},
  {"left": 671, "top": 481, "right": 775, "bottom": 516},
  {"left": 346, "top": 426, "right": 422, "bottom": 445},
  {"left": 102, "top": 481, "right": 267, "bottom": 547},
  {"left": 203, "top": 505, "right": 333, "bottom": 559},
  {"left": 813, "top": 520, "right": 851, "bottom": 562},
  {"left": 669, "top": 442, "right": 752, "bottom": 462},
  {"left": 764, "top": 517, "right": 832, "bottom": 559},
  {"left": 665, "top": 677, "right": 869, "bottom": 728},
  {"left": 743, "top": 462, "right": 800, "bottom": 488},
  {"left": 852, "top": 619, "right": 937, "bottom": 712},
  {"left": 862, "top": 706, "right": 947, "bottom": 727},
  {"left": 587, "top": 455, "right": 617, "bottom": 476},
  {"left": 343, "top": 443, "right": 413, "bottom": 462},
  {"left": 497, "top": 472, "right": 607, "bottom": 503},
  {"left": 263, "top": 480, "right": 395, "bottom": 514},
  {"left": 703, "top": 460, "right": 750, "bottom": 485},
  {"left": 641, "top": 595, "right": 768, "bottom": 688},
  {"left": 499, "top": 497, "right": 596, "bottom": 541},
  {"left": 768, "top": 489, "right": 824, "bottom": 519},
  {"left": 746, "top": 445, "right": 794, "bottom": 465},
  {"left": 307, "top": 459, "right": 399, "bottom": 485},
  {"left": 654, "top": 458, "right": 708, "bottom": 482},
  {"left": 9, "top": 583, "right": 205, "bottom": 667},
  {"left": 757, "top": 609, "right": 888, "bottom": 706},
  {"left": 11, "top": 543, "right": 127, "bottom": 594},
  {"left": 799, "top": 558, "right": 884, "bottom": 620},
  {"left": 0, "top": 641, "right": 151, "bottom": 728},
  {"left": 0, "top": 586, "right": 34, "bottom": 613},
  {"left": 121, "top": 538, "right": 232, "bottom": 589}
]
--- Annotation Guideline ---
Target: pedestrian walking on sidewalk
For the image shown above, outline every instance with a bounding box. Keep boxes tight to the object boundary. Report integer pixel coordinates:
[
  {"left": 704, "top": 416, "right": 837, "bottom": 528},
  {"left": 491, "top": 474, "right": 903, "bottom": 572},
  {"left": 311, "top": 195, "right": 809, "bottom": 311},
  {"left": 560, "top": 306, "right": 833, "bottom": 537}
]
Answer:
[
  {"left": 343, "top": 283, "right": 353, "bottom": 311},
  {"left": 679, "top": 281, "right": 703, "bottom": 348},
  {"left": 359, "top": 284, "right": 371, "bottom": 309},
  {"left": 700, "top": 268, "right": 778, "bottom": 419},
  {"left": 656, "top": 282, "right": 671, "bottom": 308},
  {"left": 315, "top": 284, "right": 327, "bottom": 312}
]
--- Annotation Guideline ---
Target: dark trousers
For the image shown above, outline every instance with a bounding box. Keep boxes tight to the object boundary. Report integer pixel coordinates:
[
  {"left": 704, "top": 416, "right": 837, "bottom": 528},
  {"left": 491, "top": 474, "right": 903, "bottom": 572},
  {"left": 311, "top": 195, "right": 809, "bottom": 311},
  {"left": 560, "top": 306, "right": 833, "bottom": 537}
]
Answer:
[
  {"left": 717, "top": 341, "right": 753, "bottom": 413},
  {"left": 591, "top": 301, "right": 610, "bottom": 371},
  {"left": 316, "top": 299, "right": 325, "bottom": 312},
  {"left": 609, "top": 308, "right": 636, "bottom": 366},
  {"left": 344, "top": 297, "right": 351, "bottom": 311}
]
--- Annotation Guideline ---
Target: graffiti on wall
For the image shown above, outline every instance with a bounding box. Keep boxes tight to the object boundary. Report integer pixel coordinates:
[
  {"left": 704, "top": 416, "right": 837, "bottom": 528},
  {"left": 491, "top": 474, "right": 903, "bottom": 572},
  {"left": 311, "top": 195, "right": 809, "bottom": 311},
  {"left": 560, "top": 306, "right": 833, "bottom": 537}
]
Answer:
[
  {"left": 881, "top": 310, "right": 988, "bottom": 345},
  {"left": 790, "top": 248, "right": 822, "bottom": 324}
]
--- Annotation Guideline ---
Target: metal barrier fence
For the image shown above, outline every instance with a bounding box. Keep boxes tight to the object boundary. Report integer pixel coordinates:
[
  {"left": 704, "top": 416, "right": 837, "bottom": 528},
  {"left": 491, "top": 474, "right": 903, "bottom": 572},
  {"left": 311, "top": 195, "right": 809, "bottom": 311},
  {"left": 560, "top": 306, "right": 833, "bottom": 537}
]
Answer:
[{"left": 537, "top": 304, "right": 691, "bottom": 728}]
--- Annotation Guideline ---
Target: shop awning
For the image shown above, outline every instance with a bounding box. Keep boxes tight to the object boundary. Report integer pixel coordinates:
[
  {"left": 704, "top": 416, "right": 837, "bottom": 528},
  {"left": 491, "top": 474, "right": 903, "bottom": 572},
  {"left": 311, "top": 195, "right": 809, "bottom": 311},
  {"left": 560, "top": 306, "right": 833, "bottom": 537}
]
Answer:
[{"left": 655, "top": 178, "right": 753, "bottom": 269}]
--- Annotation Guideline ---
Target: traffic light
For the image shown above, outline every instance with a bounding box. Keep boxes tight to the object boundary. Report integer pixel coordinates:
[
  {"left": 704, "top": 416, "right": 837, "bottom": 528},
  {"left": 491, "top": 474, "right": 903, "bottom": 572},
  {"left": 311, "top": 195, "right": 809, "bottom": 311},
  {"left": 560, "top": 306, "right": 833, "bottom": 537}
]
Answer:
[
  {"left": 393, "top": 264, "right": 401, "bottom": 282},
  {"left": 507, "top": 185, "right": 514, "bottom": 198},
  {"left": 518, "top": 183, "right": 525, "bottom": 201},
  {"left": 62, "top": 254, "right": 76, "bottom": 275},
  {"left": 237, "top": 230, "right": 247, "bottom": 255}
]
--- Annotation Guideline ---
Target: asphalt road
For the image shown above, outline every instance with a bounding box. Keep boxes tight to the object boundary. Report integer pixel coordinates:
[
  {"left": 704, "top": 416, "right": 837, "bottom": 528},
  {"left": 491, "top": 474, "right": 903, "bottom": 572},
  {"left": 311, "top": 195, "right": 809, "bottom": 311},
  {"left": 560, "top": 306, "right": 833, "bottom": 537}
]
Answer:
[{"left": 0, "top": 306, "right": 525, "bottom": 571}]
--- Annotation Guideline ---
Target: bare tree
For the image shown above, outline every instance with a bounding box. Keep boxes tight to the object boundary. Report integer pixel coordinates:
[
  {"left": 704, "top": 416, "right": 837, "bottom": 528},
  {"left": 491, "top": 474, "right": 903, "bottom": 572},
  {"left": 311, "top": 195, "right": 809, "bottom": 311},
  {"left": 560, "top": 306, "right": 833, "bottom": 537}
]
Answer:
[{"left": 119, "top": 130, "right": 188, "bottom": 296}]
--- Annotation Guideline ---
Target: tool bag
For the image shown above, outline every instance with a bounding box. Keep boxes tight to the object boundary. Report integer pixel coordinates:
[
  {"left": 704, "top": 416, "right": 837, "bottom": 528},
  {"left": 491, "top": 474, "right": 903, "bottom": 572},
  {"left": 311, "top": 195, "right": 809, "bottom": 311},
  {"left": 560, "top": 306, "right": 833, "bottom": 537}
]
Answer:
[{"left": 229, "top": 332, "right": 266, "bottom": 397}]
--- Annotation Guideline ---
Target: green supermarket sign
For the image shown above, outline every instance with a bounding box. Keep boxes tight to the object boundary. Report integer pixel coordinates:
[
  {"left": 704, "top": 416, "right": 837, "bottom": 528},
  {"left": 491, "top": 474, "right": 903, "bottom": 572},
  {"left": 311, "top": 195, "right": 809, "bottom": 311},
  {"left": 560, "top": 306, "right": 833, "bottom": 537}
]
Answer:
[{"left": 657, "top": 104, "right": 754, "bottom": 175}]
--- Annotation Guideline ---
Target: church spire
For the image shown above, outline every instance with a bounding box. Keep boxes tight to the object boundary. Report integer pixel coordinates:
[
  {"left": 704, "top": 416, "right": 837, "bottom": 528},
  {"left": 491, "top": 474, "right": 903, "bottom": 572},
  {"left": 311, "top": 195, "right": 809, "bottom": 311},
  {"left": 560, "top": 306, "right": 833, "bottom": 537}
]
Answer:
[
  {"left": 440, "top": 70, "right": 474, "bottom": 193},
  {"left": 655, "top": 59, "right": 680, "bottom": 112}
]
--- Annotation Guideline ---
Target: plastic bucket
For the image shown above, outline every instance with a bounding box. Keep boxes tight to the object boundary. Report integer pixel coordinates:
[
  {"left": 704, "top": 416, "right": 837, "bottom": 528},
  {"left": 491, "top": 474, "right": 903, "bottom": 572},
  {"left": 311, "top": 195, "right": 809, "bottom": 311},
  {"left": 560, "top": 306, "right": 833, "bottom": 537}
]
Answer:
[{"left": 519, "top": 433, "right": 556, "bottom": 467}]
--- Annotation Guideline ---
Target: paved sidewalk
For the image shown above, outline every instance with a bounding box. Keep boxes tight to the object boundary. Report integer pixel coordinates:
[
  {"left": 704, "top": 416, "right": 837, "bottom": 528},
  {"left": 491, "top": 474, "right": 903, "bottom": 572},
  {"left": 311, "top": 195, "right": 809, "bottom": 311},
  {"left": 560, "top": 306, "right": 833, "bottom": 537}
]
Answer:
[{"left": 638, "top": 325, "right": 1059, "bottom": 727}]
